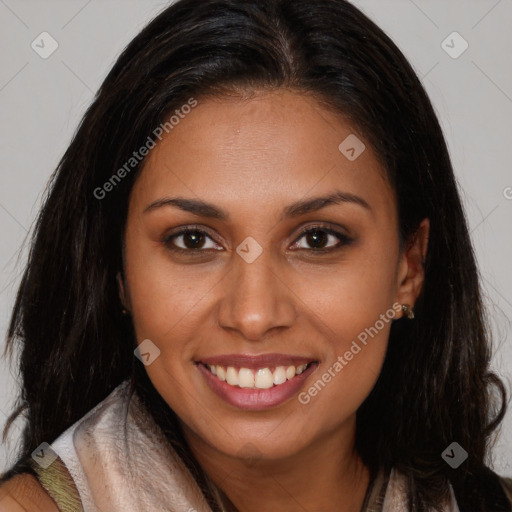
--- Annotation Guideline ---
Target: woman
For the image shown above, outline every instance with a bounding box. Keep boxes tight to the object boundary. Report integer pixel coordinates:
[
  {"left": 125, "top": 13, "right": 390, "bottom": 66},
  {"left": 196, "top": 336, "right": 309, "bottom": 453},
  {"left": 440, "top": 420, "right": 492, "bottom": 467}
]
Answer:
[{"left": 1, "top": 0, "right": 511, "bottom": 510}]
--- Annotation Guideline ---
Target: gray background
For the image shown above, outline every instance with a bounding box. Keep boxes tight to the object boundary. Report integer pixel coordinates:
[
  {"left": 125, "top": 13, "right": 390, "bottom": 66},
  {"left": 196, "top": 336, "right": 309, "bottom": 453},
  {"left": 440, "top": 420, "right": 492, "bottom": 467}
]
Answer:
[{"left": 0, "top": 0, "right": 511, "bottom": 475}]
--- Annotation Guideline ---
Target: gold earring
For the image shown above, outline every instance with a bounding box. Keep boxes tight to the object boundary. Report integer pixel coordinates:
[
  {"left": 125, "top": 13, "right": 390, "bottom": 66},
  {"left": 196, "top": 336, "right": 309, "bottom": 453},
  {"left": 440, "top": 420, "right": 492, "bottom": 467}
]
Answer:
[
  {"left": 122, "top": 308, "right": 129, "bottom": 315},
  {"left": 401, "top": 304, "right": 415, "bottom": 319}
]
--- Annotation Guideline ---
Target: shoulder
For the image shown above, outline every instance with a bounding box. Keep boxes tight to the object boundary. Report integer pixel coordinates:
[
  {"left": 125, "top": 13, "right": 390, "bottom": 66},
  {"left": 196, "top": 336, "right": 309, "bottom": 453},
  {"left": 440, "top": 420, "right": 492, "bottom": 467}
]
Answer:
[{"left": 0, "top": 473, "right": 59, "bottom": 511}]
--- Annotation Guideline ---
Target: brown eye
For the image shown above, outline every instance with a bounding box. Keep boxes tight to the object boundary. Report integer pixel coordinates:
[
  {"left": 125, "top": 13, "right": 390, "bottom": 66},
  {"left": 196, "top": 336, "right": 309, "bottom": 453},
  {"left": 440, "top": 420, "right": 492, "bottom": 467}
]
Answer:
[
  {"left": 164, "top": 228, "right": 223, "bottom": 252},
  {"left": 179, "top": 230, "right": 207, "bottom": 249},
  {"left": 291, "top": 226, "right": 352, "bottom": 252},
  {"left": 305, "top": 229, "right": 329, "bottom": 249}
]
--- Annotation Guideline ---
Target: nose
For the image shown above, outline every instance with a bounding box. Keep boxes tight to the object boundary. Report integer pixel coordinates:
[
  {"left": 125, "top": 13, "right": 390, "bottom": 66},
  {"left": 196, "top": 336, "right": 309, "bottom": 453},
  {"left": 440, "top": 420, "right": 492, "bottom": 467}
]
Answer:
[{"left": 217, "top": 247, "right": 296, "bottom": 342}]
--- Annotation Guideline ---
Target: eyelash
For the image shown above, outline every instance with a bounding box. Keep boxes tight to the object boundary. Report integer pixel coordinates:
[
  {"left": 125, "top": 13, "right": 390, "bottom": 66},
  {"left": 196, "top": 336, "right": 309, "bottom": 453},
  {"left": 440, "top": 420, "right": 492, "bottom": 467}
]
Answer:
[{"left": 162, "top": 224, "right": 353, "bottom": 256}]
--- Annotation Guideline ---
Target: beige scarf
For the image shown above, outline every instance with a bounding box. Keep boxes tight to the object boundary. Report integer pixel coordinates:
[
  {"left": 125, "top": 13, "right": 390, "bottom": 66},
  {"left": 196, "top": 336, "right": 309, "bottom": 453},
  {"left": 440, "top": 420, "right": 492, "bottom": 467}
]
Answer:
[{"left": 31, "top": 380, "right": 464, "bottom": 512}]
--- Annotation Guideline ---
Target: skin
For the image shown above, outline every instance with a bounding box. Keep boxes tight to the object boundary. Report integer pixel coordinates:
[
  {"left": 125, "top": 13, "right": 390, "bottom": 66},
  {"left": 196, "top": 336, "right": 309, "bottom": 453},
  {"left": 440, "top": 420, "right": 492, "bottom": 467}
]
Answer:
[
  {"left": 120, "top": 89, "right": 429, "bottom": 512},
  {"left": 0, "top": 474, "right": 59, "bottom": 511}
]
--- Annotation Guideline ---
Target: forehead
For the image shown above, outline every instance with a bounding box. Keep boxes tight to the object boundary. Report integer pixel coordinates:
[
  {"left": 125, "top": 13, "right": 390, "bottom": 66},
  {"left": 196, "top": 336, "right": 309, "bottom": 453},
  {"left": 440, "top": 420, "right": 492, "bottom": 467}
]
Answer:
[{"left": 130, "top": 90, "right": 396, "bottom": 221}]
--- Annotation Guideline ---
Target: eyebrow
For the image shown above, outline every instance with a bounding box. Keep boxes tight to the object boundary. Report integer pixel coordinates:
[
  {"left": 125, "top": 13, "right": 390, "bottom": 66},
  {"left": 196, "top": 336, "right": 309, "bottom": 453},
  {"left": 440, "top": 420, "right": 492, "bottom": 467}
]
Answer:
[{"left": 143, "top": 190, "right": 371, "bottom": 220}]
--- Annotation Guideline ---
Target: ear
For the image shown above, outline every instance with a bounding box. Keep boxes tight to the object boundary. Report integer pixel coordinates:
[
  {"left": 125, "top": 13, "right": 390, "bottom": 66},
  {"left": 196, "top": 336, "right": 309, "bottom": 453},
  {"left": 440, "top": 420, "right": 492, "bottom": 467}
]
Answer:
[
  {"left": 395, "top": 218, "right": 429, "bottom": 318},
  {"left": 116, "top": 271, "right": 131, "bottom": 312}
]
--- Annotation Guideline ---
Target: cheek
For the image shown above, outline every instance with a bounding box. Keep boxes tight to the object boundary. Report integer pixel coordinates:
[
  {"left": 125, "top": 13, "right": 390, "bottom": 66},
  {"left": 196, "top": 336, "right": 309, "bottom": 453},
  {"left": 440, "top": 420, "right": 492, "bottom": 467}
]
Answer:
[
  {"left": 289, "top": 244, "right": 398, "bottom": 426},
  {"left": 294, "top": 237, "right": 399, "bottom": 341},
  {"left": 294, "top": 314, "right": 392, "bottom": 442},
  {"left": 123, "top": 243, "right": 205, "bottom": 421},
  {"left": 123, "top": 234, "right": 215, "bottom": 340}
]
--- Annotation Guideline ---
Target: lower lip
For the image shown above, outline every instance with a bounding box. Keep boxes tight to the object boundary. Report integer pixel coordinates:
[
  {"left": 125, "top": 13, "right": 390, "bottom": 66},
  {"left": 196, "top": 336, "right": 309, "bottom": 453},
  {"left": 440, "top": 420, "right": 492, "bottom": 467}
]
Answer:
[{"left": 196, "top": 362, "right": 318, "bottom": 410}]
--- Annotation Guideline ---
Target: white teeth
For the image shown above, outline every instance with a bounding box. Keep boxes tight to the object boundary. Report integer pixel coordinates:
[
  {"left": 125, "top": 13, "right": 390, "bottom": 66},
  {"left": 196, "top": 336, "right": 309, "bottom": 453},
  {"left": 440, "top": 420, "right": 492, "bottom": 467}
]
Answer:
[
  {"left": 226, "top": 366, "right": 239, "bottom": 386},
  {"left": 296, "top": 364, "right": 307, "bottom": 375},
  {"left": 255, "top": 368, "right": 274, "bottom": 389},
  {"left": 207, "top": 363, "right": 311, "bottom": 388},
  {"left": 273, "top": 366, "right": 287, "bottom": 385},
  {"left": 239, "top": 368, "right": 255, "bottom": 388}
]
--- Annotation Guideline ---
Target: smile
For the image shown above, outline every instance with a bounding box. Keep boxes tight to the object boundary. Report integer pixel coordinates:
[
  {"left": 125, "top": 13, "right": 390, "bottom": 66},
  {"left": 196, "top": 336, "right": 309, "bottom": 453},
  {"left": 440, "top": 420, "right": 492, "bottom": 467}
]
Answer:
[
  {"left": 196, "top": 353, "right": 319, "bottom": 410},
  {"left": 205, "top": 363, "right": 311, "bottom": 389}
]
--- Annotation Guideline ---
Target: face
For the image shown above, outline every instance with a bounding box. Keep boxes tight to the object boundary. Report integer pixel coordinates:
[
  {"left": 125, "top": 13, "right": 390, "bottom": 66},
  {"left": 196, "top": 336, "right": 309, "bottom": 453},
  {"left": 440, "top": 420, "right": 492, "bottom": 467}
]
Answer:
[{"left": 122, "top": 89, "right": 425, "bottom": 463}]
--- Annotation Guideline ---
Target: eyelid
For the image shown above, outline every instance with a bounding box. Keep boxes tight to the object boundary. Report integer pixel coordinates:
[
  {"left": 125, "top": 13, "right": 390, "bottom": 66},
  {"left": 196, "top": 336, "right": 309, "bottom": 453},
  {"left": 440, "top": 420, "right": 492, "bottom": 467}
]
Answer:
[{"left": 292, "top": 222, "right": 351, "bottom": 240}]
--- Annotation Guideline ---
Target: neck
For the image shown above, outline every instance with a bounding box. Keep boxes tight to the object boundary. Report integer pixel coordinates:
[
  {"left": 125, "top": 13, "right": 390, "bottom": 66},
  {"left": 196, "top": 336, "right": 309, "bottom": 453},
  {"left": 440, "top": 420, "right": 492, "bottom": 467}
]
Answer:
[{"left": 182, "top": 418, "right": 370, "bottom": 512}]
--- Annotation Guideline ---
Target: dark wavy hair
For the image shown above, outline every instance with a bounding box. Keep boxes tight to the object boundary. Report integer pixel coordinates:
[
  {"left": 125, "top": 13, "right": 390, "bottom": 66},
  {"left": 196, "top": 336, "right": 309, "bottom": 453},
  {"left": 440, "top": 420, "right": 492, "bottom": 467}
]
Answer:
[{"left": 1, "top": 0, "right": 509, "bottom": 510}]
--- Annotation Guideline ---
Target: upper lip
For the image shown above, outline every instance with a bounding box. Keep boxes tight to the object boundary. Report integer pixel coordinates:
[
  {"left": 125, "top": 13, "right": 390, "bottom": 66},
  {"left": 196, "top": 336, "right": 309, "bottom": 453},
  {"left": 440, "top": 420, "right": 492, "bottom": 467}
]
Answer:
[{"left": 198, "top": 353, "right": 317, "bottom": 369}]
